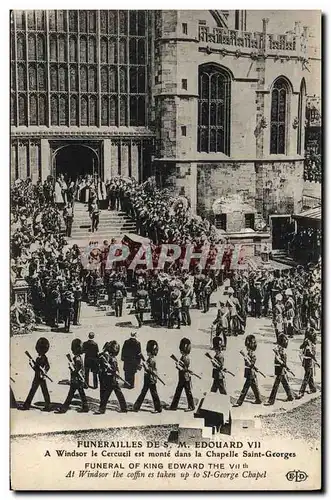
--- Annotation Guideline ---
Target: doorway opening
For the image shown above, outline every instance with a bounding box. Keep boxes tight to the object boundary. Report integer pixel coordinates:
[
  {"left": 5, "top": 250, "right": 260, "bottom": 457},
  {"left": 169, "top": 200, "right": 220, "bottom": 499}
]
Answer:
[
  {"left": 270, "top": 215, "right": 294, "bottom": 251},
  {"left": 54, "top": 144, "right": 99, "bottom": 183}
]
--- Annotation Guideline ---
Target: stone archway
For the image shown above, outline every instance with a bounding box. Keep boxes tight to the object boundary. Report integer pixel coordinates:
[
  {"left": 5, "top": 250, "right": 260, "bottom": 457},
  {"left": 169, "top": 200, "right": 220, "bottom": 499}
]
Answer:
[{"left": 52, "top": 143, "right": 100, "bottom": 182}]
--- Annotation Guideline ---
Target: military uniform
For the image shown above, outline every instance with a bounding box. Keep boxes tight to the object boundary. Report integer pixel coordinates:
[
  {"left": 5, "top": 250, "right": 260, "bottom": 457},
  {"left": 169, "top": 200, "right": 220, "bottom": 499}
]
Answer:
[
  {"left": 134, "top": 288, "right": 149, "bottom": 327},
  {"left": 202, "top": 276, "right": 213, "bottom": 313},
  {"left": 98, "top": 343, "right": 127, "bottom": 414},
  {"left": 169, "top": 339, "right": 195, "bottom": 411},
  {"left": 169, "top": 288, "right": 182, "bottom": 329},
  {"left": 113, "top": 280, "right": 126, "bottom": 317},
  {"left": 22, "top": 338, "right": 51, "bottom": 411},
  {"left": 298, "top": 337, "right": 317, "bottom": 397},
  {"left": 210, "top": 350, "right": 227, "bottom": 395},
  {"left": 181, "top": 285, "right": 193, "bottom": 326},
  {"left": 234, "top": 335, "right": 262, "bottom": 406},
  {"left": 73, "top": 282, "right": 82, "bottom": 325},
  {"left": 267, "top": 340, "right": 295, "bottom": 404},
  {"left": 213, "top": 305, "right": 230, "bottom": 349},
  {"left": 57, "top": 340, "right": 88, "bottom": 413},
  {"left": 62, "top": 288, "right": 74, "bottom": 333},
  {"left": 133, "top": 341, "right": 162, "bottom": 413},
  {"left": 284, "top": 295, "right": 295, "bottom": 338}
]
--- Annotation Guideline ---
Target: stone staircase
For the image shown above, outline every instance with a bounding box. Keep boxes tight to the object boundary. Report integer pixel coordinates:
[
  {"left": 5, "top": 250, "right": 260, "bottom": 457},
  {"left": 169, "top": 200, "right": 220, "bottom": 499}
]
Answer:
[
  {"left": 271, "top": 249, "right": 297, "bottom": 267},
  {"left": 69, "top": 202, "right": 136, "bottom": 245}
]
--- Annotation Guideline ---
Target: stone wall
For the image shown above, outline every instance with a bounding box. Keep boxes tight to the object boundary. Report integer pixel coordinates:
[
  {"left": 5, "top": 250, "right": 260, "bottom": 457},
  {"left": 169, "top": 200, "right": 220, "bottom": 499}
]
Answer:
[
  {"left": 196, "top": 162, "right": 256, "bottom": 219},
  {"left": 255, "top": 160, "right": 304, "bottom": 219}
]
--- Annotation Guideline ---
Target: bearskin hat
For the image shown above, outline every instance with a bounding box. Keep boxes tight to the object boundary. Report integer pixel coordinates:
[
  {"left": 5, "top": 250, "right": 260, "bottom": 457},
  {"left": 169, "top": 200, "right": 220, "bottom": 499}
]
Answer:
[
  {"left": 146, "top": 340, "right": 159, "bottom": 356},
  {"left": 179, "top": 337, "right": 191, "bottom": 355},
  {"left": 35, "top": 337, "right": 50, "bottom": 355},
  {"left": 71, "top": 338, "right": 83, "bottom": 356},
  {"left": 278, "top": 333, "right": 288, "bottom": 348},
  {"left": 108, "top": 340, "right": 120, "bottom": 356},
  {"left": 245, "top": 334, "right": 257, "bottom": 351},
  {"left": 212, "top": 336, "right": 223, "bottom": 351}
]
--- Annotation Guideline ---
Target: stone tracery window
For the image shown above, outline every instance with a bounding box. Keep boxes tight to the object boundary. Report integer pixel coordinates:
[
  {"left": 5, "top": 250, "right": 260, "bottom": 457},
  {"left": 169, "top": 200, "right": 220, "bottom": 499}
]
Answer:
[
  {"left": 297, "top": 79, "right": 306, "bottom": 155},
  {"left": 270, "top": 77, "right": 291, "bottom": 154},
  {"left": 11, "top": 10, "right": 149, "bottom": 127},
  {"left": 198, "top": 64, "right": 231, "bottom": 155}
]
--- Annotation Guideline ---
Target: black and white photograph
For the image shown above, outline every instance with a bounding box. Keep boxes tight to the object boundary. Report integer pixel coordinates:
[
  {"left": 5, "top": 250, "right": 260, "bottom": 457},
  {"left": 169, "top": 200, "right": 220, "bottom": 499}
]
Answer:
[{"left": 9, "top": 8, "right": 322, "bottom": 491}]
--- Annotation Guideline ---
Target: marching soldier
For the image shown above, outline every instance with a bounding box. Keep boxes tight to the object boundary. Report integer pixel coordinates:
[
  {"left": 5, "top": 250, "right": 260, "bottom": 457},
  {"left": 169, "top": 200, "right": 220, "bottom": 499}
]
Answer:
[
  {"left": 298, "top": 329, "right": 318, "bottom": 398},
  {"left": 273, "top": 293, "right": 284, "bottom": 342},
  {"left": 134, "top": 283, "right": 149, "bottom": 328},
  {"left": 113, "top": 277, "right": 127, "bottom": 318},
  {"left": 210, "top": 336, "right": 227, "bottom": 395},
  {"left": 133, "top": 340, "right": 162, "bottom": 413},
  {"left": 181, "top": 282, "right": 193, "bottom": 327},
  {"left": 169, "top": 286, "right": 182, "bottom": 329},
  {"left": 212, "top": 298, "right": 230, "bottom": 350},
  {"left": 22, "top": 337, "right": 51, "bottom": 411},
  {"left": 226, "top": 287, "right": 242, "bottom": 336},
  {"left": 62, "top": 285, "right": 75, "bottom": 333},
  {"left": 56, "top": 339, "right": 89, "bottom": 413},
  {"left": 82, "top": 332, "right": 99, "bottom": 389},
  {"left": 266, "top": 334, "right": 297, "bottom": 405},
  {"left": 73, "top": 279, "right": 82, "bottom": 326},
  {"left": 168, "top": 338, "right": 195, "bottom": 412},
  {"left": 284, "top": 289, "right": 295, "bottom": 338},
  {"left": 121, "top": 332, "right": 142, "bottom": 388},
  {"left": 201, "top": 274, "right": 213, "bottom": 313},
  {"left": 97, "top": 341, "right": 127, "bottom": 414},
  {"left": 233, "top": 334, "right": 262, "bottom": 407}
]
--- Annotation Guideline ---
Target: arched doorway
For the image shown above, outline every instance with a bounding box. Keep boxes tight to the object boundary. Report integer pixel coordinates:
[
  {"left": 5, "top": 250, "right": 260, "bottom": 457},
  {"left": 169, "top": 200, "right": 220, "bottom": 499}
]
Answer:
[{"left": 54, "top": 144, "right": 99, "bottom": 182}]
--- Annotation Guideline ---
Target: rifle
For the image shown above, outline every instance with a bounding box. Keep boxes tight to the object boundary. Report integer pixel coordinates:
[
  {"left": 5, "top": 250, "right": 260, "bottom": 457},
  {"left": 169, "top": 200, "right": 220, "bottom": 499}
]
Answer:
[
  {"left": 272, "top": 349, "right": 296, "bottom": 377},
  {"left": 239, "top": 350, "right": 266, "bottom": 378},
  {"left": 99, "top": 352, "right": 132, "bottom": 388},
  {"left": 205, "top": 352, "right": 235, "bottom": 377},
  {"left": 140, "top": 354, "right": 166, "bottom": 386},
  {"left": 25, "top": 351, "right": 53, "bottom": 382},
  {"left": 170, "top": 354, "right": 202, "bottom": 380},
  {"left": 66, "top": 353, "right": 88, "bottom": 388}
]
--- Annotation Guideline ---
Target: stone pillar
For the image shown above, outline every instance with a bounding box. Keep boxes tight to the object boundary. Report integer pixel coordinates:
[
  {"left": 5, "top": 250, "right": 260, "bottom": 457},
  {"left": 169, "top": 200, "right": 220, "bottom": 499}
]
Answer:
[
  {"left": 121, "top": 142, "right": 129, "bottom": 177},
  {"left": 11, "top": 142, "right": 17, "bottom": 184},
  {"left": 131, "top": 141, "right": 139, "bottom": 181},
  {"left": 111, "top": 141, "right": 118, "bottom": 178},
  {"left": 29, "top": 141, "right": 40, "bottom": 183},
  {"left": 103, "top": 139, "right": 112, "bottom": 181},
  {"left": 18, "top": 141, "right": 28, "bottom": 179},
  {"left": 40, "top": 139, "right": 50, "bottom": 181}
]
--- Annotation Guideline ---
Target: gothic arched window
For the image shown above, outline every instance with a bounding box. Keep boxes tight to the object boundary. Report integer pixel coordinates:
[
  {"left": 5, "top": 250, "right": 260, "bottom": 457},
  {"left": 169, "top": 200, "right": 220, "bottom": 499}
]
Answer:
[
  {"left": 297, "top": 79, "right": 306, "bottom": 155},
  {"left": 270, "top": 77, "right": 291, "bottom": 154},
  {"left": 198, "top": 64, "right": 231, "bottom": 154}
]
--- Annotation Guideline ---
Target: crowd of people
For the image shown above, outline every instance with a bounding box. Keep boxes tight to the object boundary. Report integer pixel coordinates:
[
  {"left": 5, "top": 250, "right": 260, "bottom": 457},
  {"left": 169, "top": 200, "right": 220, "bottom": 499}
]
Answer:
[
  {"left": 10, "top": 175, "right": 321, "bottom": 343},
  {"left": 10, "top": 177, "right": 82, "bottom": 334},
  {"left": 304, "top": 151, "right": 322, "bottom": 184}
]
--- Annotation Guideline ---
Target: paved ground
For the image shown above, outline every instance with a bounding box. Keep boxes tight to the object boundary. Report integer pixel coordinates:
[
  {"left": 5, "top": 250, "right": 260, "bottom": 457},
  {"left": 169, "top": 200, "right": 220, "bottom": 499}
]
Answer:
[{"left": 10, "top": 288, "right": 322, "bottom": 438}]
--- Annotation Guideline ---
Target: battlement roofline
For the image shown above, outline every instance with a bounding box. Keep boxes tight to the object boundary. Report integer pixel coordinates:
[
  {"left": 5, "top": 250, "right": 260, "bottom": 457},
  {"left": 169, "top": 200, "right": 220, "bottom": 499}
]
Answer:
[{"left": 198, "top": 19, "right": 309, "bottom": 60}]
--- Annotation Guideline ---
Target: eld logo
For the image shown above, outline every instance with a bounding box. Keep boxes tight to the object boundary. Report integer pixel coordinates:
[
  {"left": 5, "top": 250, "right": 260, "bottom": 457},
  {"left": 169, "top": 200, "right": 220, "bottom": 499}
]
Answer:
[{"left": 286, "top": 470, "right": 308, "bottom": 482}]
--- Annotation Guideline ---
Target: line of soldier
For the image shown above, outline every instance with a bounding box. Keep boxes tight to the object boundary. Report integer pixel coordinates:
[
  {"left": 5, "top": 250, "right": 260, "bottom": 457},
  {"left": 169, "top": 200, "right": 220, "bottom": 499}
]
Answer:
[{"left": 14, "top": 327, "right": 319, "bottom": 414}]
